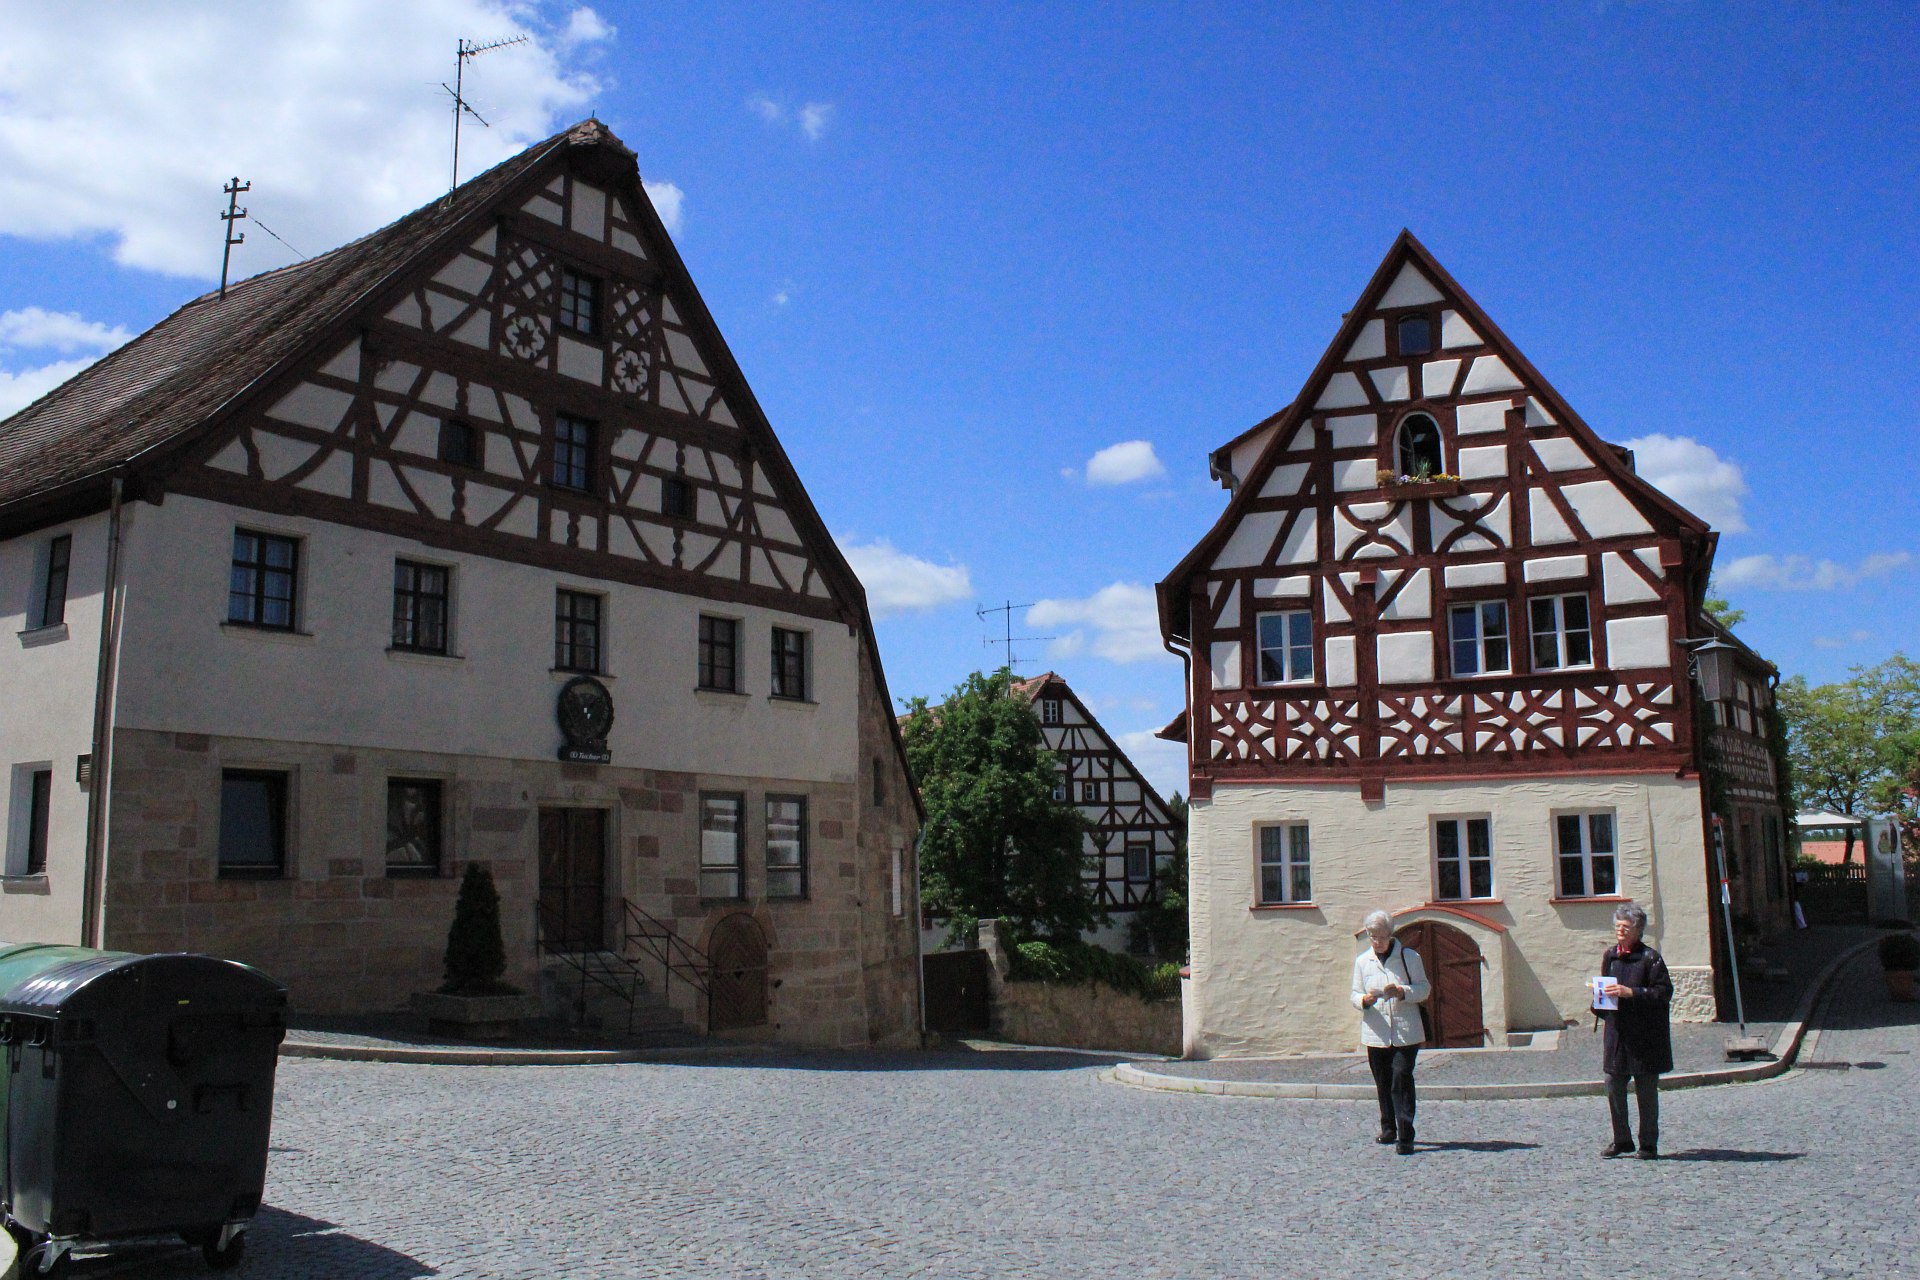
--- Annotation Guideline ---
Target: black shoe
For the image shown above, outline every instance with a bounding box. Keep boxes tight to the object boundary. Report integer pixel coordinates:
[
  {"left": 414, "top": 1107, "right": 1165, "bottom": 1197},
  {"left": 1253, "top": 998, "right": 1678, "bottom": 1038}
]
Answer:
[
  {"left": 1601, "top": 1141, "right": 1634, "bottom": 1158},
  {"left": 1395, "top": 1139, "right": 1415, "bottom": 1155},
  {"left": 1375, "top": 1130, "right": 1397, "bottom": 1145},
  {"left": 1637, "top": 1148, "right": 1659, "bottom": 1160}
]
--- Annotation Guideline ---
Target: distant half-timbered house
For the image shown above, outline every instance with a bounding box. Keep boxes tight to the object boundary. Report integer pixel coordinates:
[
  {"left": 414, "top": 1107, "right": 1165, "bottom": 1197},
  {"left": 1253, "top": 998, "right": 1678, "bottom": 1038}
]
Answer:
[
  {"left": 1157, "top": 232, "right": 1789, "bottom": 1056},
  {"left": 0, "top": 121, "right": 921, "bottom": 1048},
  {"left": 1013, "top": 673, "right": 1179, "bottom": 948}
]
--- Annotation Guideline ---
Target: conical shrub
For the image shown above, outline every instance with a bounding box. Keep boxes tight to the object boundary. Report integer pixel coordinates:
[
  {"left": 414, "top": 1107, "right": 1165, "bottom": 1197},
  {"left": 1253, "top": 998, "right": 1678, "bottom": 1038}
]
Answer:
[{"left": 441, "top": 862, "right": 509, "bottom": 994}]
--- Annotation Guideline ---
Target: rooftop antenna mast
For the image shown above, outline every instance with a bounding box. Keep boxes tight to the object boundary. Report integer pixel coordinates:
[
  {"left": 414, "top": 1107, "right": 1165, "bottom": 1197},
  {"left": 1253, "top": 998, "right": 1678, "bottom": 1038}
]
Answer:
[
  {"left": 976, "top": 601, "right": 1055, "bottom": 673},
  {"left": 445, "top": 34, "right": 529, "bottom": 194},
  {"left": 218, "top": 177, "right": 250, "bottom": 299}
]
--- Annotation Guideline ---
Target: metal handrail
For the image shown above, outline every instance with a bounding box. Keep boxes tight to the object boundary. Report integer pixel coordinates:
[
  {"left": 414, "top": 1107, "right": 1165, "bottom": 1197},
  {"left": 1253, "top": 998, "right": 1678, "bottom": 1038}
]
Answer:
[
  {"left": 533, "top": 903, "right": 647, "bottom": 1035},
  {"left": 621, "top": 898, "right": 712, "bottom": 1034}
]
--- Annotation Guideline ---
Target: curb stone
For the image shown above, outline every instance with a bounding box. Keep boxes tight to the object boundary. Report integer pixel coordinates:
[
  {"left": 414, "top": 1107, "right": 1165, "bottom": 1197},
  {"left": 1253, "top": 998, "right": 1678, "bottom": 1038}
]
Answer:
[
  {"left": 1110, "top": 935, "right": 1882, "bottom": 1102},
  {"left": 279, "top": 1039, "right": 775, "bottom": 1066}
]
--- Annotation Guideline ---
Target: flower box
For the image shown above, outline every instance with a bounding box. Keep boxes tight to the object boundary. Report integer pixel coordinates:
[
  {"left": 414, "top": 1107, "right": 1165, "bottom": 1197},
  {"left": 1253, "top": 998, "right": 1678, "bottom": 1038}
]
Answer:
[{"left": 1377, "top": 479, "right": 1464, "bottom": 500}]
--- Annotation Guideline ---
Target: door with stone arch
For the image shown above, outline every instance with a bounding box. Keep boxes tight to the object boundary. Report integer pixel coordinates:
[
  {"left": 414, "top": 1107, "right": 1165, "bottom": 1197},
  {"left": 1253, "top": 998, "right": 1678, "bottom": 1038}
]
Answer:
[
  {"left": 1396, "top": 920, "right": 1486, "bottom": 1048},
  {"left": 707, "top": 913, "right": 770, "bottom": 1031}
]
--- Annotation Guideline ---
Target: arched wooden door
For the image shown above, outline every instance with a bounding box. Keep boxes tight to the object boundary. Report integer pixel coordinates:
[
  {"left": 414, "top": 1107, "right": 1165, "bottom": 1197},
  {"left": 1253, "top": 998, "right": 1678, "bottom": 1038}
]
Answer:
[
  {"left": 708, "top": 914, "right": 769, "bottom": 1031},
  {"left": 1396, "top": 921, "right": 1485, "bottom": 1048}
]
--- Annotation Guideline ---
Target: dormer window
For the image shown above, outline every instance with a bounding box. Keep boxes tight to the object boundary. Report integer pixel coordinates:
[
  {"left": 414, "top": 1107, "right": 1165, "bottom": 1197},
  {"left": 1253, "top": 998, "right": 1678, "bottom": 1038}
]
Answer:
[
  {"left": 1395, "top": 413, "right": 1444, "bottom": 479},
  {"left": 1397, "top": 313, "right": 1433, "bottom": 356}
]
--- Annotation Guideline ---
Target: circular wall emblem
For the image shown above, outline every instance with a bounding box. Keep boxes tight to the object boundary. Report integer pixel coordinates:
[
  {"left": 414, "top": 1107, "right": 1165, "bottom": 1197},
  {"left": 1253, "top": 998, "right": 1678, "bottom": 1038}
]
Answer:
[
  {"left": 556, "top": 676, "right": 614, "bottom": 763},
  {"left": 504, "top": 313, "right": 547, "bottom": 360}
]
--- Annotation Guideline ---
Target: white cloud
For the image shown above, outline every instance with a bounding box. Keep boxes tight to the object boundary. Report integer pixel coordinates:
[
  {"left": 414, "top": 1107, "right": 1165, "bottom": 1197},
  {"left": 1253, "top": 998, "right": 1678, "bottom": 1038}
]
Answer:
[
  {"left": 839, "top": 537, "right": 972, "bottom": 618},
  {"left": 1027, "top": 583, "right": 1170, "bottom": 665},
  {"left": 1083, "top": 440, "right": 1166, "bottom": 487},
  {"left": 0, "top": 1, "right": 626, "bottom": 279},
  {"left": 643, "top": 181, "right": 685, "bottom": 237},
  {"left": 0, "top": 307, "right": 132, "bottom": 355},
  {"left": 798, "top": 102, "right": 835, "bottom": 141},
  {"left": 1623, "top": 434, "right": 1749, "bottom": 532},
  {"left": 1719, "top": 552, "right": 1912, "bottom": 592},
  {"left": 747, "top": 95, "right": 784, "bottom": 124},
  {"left": 1117, "top": 729, "right": 1188, "bottom": 802},
  {"left": 0, "top": 358, "right": 99, "bottom": 419},
  {"left": 1812, "top": 629, "right": 1876, "bottom": 650}
]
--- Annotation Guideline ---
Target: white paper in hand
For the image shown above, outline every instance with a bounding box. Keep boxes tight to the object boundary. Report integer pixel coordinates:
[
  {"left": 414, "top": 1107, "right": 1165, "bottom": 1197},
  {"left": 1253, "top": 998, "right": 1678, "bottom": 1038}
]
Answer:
[{"left": 1590, "top": 976, "right": 1618, "bottom": 1011}]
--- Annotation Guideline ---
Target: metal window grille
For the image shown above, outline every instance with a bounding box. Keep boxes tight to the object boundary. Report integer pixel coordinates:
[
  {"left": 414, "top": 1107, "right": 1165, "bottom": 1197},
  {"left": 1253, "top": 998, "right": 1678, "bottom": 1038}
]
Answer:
[{"left": 228, "top": 530, "right": 299, "bottom": 629}]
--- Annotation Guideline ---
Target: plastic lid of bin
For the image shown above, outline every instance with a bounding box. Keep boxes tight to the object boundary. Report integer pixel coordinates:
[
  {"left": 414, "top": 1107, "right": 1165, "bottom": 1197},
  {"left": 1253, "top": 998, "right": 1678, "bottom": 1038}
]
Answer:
[{"left": 0, "top": 952, "right": 286, "bottom": 1021}]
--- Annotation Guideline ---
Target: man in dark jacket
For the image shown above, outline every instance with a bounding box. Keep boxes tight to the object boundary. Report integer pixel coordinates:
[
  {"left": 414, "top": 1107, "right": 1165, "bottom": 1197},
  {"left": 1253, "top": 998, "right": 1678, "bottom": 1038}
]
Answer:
[{"left": 1596, "top": 902, "right": 1673, "bottom": 1159}]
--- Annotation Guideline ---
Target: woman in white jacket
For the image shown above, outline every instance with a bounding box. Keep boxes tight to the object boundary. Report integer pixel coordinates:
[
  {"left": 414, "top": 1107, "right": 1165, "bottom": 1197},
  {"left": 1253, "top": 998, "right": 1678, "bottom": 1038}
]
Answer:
[{"left": 1351, "top": 909, "right": 1431, "bottom": 1154}]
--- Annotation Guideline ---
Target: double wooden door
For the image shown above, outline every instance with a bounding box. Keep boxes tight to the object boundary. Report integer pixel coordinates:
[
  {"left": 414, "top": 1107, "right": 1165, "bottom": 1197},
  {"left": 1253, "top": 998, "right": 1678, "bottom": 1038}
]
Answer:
[
  {"left": 538, "top": 808, "right": 607, "bottom": 953},
  {"left": 1395, "top": 920, "right": 1485, "bottom": 1048}
]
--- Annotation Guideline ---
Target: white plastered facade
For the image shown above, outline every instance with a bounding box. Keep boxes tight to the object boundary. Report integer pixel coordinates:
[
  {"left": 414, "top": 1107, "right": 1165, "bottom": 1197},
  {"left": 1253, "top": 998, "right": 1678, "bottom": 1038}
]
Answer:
[{"left": 1182, "top": 772, "right": 1714, "bottom": 1058}]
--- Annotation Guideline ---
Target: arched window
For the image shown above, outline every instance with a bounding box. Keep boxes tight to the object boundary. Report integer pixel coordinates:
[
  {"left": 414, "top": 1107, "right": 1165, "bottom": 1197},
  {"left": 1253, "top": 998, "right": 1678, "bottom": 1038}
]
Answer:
[
  {"left": 1397, "top": 313, "right": 1433, "bottom": 355},
  {"left": 1396, "top": 414, "right": 1443, "bottom": 479}
]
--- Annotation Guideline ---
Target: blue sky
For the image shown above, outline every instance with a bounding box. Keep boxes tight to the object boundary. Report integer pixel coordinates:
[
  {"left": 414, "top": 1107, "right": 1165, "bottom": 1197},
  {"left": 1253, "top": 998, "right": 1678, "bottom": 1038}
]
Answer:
[{"left": 2, "top": 2, "right": 1914, "bottom": 796}]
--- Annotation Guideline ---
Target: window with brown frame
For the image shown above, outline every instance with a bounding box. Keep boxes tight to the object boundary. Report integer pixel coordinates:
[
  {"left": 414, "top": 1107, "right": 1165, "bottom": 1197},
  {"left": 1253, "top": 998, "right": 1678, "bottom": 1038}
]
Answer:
[
  {"left": 555, "top": 589, "right": 602, "bottom": 673},
  {"left": 392, "top": 560, "right": 451, "bottom": 654},
  {"left": 770, "top": 627, "right": 808, "bottom": 700},
  {"left": 699, "top": 615, "right": 739, "bottom": 692},
  {"left": 559, "top": 269, "right": 601, "bottom": 337},
  {"left": 551, "top": 414, "right": 596, "bottom": 492},
  {"left": 661, "top": 474, "right": 694, "bottom": 520},
  {"left": 227, "top": 530, "right": 299, "bottom": 630},
  {"left": 1397, "top": 313, "right": 1434, "bottom": 356}
]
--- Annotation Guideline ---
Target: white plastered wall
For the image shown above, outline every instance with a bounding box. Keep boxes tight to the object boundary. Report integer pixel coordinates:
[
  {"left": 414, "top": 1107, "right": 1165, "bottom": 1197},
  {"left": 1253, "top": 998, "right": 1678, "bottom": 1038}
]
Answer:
[
  {"left": 111, "top": 496, "right": 860, "bottom": 784},
  {"left": 1182, "top": 772, "right": 1711, "bottom": 1058},
  {"left": 0, "top": 510, "right": 116, "bottom": 942}
]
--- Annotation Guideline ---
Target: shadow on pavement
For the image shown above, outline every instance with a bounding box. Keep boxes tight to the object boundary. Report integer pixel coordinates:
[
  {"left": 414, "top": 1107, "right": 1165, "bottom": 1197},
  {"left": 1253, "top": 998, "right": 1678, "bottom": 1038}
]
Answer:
[
  {"left": 1415, "top": 1140, "right": 1541, "bottom": 1153},
  {"left": 1658, "top": 1148, "right": 1805, "bottom": 1163},
  {"left": 62, "top": 1207, "right": 436, "bottom": 1278}
]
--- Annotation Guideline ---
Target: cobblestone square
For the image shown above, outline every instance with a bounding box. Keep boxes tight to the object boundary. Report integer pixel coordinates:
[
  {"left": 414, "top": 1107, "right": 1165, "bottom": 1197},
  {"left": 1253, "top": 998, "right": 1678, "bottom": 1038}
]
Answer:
[{"left": 59, "top": 953, "right": 1920, "bottom": 1279}]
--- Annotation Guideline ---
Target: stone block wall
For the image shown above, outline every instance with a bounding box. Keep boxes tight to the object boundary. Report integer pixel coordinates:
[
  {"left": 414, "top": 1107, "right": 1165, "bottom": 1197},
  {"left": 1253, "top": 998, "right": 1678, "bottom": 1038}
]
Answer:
[{"left": 976, "top": 920, "right": 1180, "bottom": 1056}]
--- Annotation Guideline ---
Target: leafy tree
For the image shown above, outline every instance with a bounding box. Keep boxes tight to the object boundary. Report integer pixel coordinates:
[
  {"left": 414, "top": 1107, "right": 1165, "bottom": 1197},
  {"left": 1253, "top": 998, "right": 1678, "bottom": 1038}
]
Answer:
[
  {"left": 901, "top": 669, "right": 1094, "bottom": 944},
  {"left": 1777, "top": 654, "right": 1920, "bottom": 862},
  {"left": 1129, "top": 791, "right": 1190, "bottom": 960},
  {"left": 442, "top": 863, "right": 511, "bottom": 994},
  {"left": 1703, "top": 593, "right": 1746, "bottom": 631}
]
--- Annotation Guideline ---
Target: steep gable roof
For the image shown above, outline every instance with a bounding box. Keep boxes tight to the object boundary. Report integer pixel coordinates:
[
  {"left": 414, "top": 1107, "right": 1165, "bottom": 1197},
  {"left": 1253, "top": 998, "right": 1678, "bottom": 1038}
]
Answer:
[{"left": 1157, "top": 230, "right": 1714, "bottom": 641}]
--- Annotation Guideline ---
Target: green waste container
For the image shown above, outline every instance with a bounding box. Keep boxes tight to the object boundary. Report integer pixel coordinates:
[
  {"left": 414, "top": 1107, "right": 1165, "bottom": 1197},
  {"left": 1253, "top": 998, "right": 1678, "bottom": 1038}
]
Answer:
[{"left": 0, "top": 945, "right": 286, "bottom": 1276}]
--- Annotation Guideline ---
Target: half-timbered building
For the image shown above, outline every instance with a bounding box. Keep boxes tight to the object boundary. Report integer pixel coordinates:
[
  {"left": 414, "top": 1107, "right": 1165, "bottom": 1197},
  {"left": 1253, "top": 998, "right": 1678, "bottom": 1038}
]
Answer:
[
  {"left": 1014, "top": 672, "right": 1179, "bottom": 949},
  {"left": 0, "top": 120, "right": 922, "bottom": 1047},
  {"left": 1157, "top": 232, "right": 1790, "bottom": 1056}
]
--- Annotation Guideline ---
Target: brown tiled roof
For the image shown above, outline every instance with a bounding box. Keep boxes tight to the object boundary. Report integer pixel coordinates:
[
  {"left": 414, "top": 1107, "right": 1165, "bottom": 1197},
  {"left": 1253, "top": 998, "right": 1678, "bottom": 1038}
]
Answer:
[{"left": 0, "top": 120, "right": 618, "bottom": 516}]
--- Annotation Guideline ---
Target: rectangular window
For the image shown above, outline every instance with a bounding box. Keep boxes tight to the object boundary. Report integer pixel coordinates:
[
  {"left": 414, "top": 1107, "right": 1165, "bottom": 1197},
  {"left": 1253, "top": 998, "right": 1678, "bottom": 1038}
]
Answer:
[
  {"left": 219, "top": 770, "right": 288, "bottom": 877},
  {"left": 439, "top": 418, "right": 482, "bottom": 468},
  {"left": 551, "top": 414, "right": 595, "bottom": 492},
  {"left": 1051, "top": 773, "right": 1067, "bottom": 803},
  {"left": 765, "top": 795, "right": 808, "bottom": 899},
  {"left": 1529, "top": 594, "right": 1593, "bottom": 671},
  {"left": 23, "top": 768, "right": 52, "bottom": 876},
  {"left": 1434, "top": 816, "right": 1494, "bottom": 899},
  {"left": 386, "top": 778, "right": 443, "bottom": 876},
  {"left": 1257, "top": 610, "right": 1315, "bottom": 683},
  {"left": 1125, "top": 842, "right": 1152, "bottom": 884},
  {"left": 872, "top": 756, "right": 885, "bottom": 808},
  {"left": 1449, "top": 601, "right": 1510, "bottom": 676},
  {"left": 1258, "top": 823, "right": 1311, "bottom": 904},
  {"left": 1079, "top": 780, "right": 1104, "bottom": 804},
  {"left": 699, "top": 615, "right": 739, "bottom": 692},
  {"left": 392, "top": 560, "right": 450, "bottom": 654},
  {"left": 555, "top": 590, "right": 602, "bottom": 673},
  {"left": 39, "top": 534, "right": 71, "bottom": 628},
  {"left": 770, "top": 628, "right": 808, "bottom": 700},
  {"left": 1555, "top": 811, "right": 1617, "bottom": 898},
  {"left": 228, "top": 530, "right": 299, "bottom": 630},
  {"left": 891, "top": 846, "right": 904, "bottom": 916},
  {"left": 1040, "top": 697, "right": 1062, "bottom": 725},
  {"left": 661, "top": 474, "right": 693, "bottom": 520},
  {"left": 559, "top": 269, "right": 601, "bottom": 336},
  {"left": 699, "top": 793, "right": 744, "bottom": 899}
]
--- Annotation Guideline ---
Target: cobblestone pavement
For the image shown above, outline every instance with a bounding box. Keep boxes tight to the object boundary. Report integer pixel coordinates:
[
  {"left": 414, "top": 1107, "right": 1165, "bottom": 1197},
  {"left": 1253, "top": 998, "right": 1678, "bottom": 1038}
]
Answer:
[{"left": 64, "top": 945, "right": 1920, "bottom": 1279}]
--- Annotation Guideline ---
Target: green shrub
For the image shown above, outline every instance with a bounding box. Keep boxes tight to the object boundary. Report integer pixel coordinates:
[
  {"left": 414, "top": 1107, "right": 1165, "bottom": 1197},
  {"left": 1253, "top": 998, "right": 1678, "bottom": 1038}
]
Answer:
[
  {"left": 1007, "top": 939, "right": 1181, "bottom": 1001},
  {"left": 441, "top": 863, "right": 517, "bottom": 995},
  {"left": 1877, "top": 931, "right": 1920, "bottom": 971}
]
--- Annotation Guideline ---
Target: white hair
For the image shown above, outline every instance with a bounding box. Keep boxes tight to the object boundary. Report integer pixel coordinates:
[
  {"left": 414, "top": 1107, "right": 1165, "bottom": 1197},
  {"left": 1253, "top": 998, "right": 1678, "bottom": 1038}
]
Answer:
[
  {"left": 1614, "top": 903, "right": 1648, "bottom": 930},
  {"left": 1362, "top": 909, "right": 1394, "bottom": 936}
]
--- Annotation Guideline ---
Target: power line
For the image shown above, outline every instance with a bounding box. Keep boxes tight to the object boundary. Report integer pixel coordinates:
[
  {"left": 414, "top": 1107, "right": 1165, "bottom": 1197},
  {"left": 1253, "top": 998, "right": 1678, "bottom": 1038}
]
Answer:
[{"left": 250, "top": 217, "right": 306, "bottom": 260}]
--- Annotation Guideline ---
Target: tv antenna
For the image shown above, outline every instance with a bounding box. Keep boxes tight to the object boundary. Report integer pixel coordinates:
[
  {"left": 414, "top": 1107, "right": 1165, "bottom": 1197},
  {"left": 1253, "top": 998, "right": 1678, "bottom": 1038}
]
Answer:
[
  {"left": 444, "top": 35, "right": 529, "bottom": 194},
  {"left": 218, "top": 177, "right": 250, "bottom": 299},
  {"left": 976, "top": 601, "right": 1055, "bottom": 672}
]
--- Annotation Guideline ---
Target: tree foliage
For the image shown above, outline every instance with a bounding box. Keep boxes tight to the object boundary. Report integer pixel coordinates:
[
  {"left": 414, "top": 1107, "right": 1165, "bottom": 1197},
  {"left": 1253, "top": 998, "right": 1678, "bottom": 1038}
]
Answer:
[
  {"left": 901, "top": 669, "right": 1094, "bottom": 943},
  {"left": 1777, "top": 654, "right": 1920, "bottom": 861},
  {"left": 442, "top": 862, "right": 511, "bottom": 994}
]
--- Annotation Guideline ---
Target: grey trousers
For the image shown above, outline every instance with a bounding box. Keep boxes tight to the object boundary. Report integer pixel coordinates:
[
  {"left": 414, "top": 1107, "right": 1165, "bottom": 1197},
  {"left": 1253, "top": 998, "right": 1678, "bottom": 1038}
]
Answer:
[{"left": 1606, "top": 1072, "right": 1660, "bottom": 1151}]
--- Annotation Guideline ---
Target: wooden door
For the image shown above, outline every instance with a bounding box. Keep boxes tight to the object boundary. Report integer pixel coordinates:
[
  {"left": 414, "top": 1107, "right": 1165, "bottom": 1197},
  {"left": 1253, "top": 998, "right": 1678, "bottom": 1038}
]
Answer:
[
  {"left": 708, "top": 913, "right": 769, "bottom": 1030},
  {"left": 538, "top": 808, "right": 608, "bottom": 952},
  {"left": 1396, "top": 921, "right": 1485, "bottom": 1048}
]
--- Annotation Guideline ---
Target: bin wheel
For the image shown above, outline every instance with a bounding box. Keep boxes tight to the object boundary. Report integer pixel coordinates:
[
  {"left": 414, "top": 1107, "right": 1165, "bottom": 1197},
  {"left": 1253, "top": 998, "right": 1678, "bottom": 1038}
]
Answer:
[
  {"left": 25, "top": 1242, "right": 70, "bottom": 1278},
  {"left": 202, "top": 1231, "right": 246, "bottom": 1271}
]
